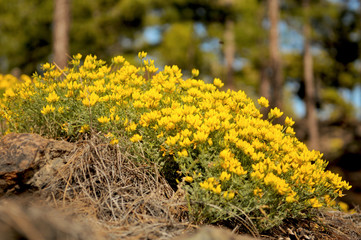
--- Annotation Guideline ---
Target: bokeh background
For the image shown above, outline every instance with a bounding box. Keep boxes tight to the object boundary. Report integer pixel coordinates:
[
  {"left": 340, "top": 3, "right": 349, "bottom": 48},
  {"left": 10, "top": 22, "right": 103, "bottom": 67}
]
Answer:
[{"left": 0, "top": 0, "right": 360, "bottom": 208}]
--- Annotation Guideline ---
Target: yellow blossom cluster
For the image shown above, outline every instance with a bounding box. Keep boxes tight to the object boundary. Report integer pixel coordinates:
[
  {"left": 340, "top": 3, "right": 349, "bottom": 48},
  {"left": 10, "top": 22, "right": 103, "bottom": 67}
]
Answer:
[
  {"left": 0, "top": 53, "right": 351, "bottom": 230},
  {"left": 199, "top": 177, "right": 222, "bottom": 194},
  {"left": 0, "top": 74, "right": 20, "bottom": 92}
]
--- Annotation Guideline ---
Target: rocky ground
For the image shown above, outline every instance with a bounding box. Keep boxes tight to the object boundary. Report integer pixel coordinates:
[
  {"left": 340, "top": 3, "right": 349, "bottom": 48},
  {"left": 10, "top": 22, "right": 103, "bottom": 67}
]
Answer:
[{"left": 0, "top": 133, "right": 361, "bottom": 240}]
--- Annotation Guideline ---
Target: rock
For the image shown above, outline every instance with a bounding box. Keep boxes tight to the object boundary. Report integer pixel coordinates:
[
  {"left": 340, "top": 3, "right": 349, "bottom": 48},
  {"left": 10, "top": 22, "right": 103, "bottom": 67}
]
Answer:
[
  {"left": 0, "top": 197, "right": 102, "bottom": 240},
  {"left": 0, "top": 133, "right": 75, "bottom": 196},
  {"left": 173, "top": 226, "right": 260, "bottom": 240}
]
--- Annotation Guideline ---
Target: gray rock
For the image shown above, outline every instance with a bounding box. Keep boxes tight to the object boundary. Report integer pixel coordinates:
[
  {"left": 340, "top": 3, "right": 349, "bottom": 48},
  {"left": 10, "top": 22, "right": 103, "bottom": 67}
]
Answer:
[{"left": 0, "top": 198, "right": 101, "bottom": 240}]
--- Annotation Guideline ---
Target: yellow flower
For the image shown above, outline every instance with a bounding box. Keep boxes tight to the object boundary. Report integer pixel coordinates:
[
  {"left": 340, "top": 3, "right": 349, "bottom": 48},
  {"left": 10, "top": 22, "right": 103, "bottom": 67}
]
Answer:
[
  {"left": 125, "top": 122, "right": 137, "bottom": 132},
  {"left": 268, "top": 107, "right": 283, "bottom": 119},
  {"left": 4, "top": 88, "right": 15, "bottom": 98},
  {"left": 207, "top": 177, "right": 216, "bottom": 183},
  {"left": 46, "top": 91, "right": 60, "bottom": 103},
  {"left": 41, "top": 63, "right": 53, "bottom": 71},
  {"left": 98, "top": 116, "right": 110, "bottom": 124},
  {"left": 213, "top": 78, "right": 224, "bottom": 88},
  {"left": 285, "top": 117, "right": 295, "bottom": 127},
  {"left": 191, "top": 68, "right": 199, "bottom": 78},
  {"left": 184, "top": 176, "right": 193, "bottom": 183},
  {"left": 223, "top": 191, "right": 235, "bottom": 200},
  {"left": 257, "top": 97, "right": 269, "bottom": 108},
  {"left": 157, "top": 131, "right": 164, "bottom": 139},
  {"left": 58, "top": 106, "right": 64, "bottom": 113},
  {"left": 165, "top": 134, "right": 180, "bottom": 146},
  {"left": 180, "top": 137, "right": 192, "bottom": 147},
  {"left": 338, "top": 201, "right": 349, "bottom": 212},
  {"left": 178, "top": 149, "right": 188, "bottom": 157},
  {"left": 200, "top": 181, "right": 212, "bottom": 190},
  {"left": 82, "top": 92, "right": 99, "bottom": 107},
  {"left": 263, "top": 173, "right": 290, "bottom": 195},
  {"left": 219, "top": 171, "right": 231, "bottom": 181},
  {"left": 61, "top": 122, "right": 69, "bottom": 133},
  {"left": 193, "top": 130, "right": 209, "bottom": 142},
  {"left": 112, "top": 56, "right": 125, "bottom": 64},
  {"left": 105, "top": 132, "right": 114, "bottom": 138},
  {"left": 130, "top": 134, "right": 142, "bottom": 142},
  {"left": 309, "top": 198, "right": 323, "bottom": 208},
  {"left": 110, "top": 138, "right": 119, "bottom": 145},
  {"left": 220, "top": 148, "right": 233, "bottom": 160},
  {"left": 253, "top": 187, "right": 263, "bottom": 198},
  {"left": 286, "top": 192, "right": 297, "bottom": 203},
  {"left": 73, "top": 53, "right": 82, "bottom": 60},
  {"left": 79, "top": 124, "right": 90, "bottom": 133},
  {"left": 181, "top": 129, "right": 192, "bottom": 138},
  {"left": 41, "top": 105, "right": 55, "bottom": 115},
  {"left": 285, "top": 127, "right": 295, "bottom": 135},
  {"left": 212, "top": 184, "right": 222, "bottom": 194},
  {"left": 138, "top": 51, "right": 147, "bottom": 59},
  {"left": 133, "top": 100, "right": 144, "bottom": 108}
]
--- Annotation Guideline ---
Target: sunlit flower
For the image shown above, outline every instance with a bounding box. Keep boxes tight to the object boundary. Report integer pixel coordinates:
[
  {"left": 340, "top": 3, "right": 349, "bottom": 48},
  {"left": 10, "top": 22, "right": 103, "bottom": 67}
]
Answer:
[
  {"left": 41, "top": 105, "right": 55, "bottom": 115},
  {"left": 130, "top": 134, "right": 142, "bottom": 142},
  {"left": 213, "top": 78, "right": 224, "bottom": 88},
  {"left": 253, "top": 187, "right": 263, "bottom": 198},
  {"left": 192, "top": 68, "right": 199, "bottom": 78},
  {"left": 285, "top": 117, "right": 295, "bottom": 127},
  {"left": 82, "top": 92, "right": 99, "bottom": 107},
  {"left": 41, "top": 63, "right": 53, "bottom": 71},
  {"left": 98, "top": 116, "right": 110, "bottom": 124},
  {"left": 223, "top": 191, "right": 235, "bottom": 200},
  {"left": 257, "top": 97, "right": 269, "bottom": 108},
  {"left": 184, "top": 176, "right": 193, "bottom": 183},
  {"left": 178, "top": 149, "right": 189, "bottom": 157},
  {"left": 268, "top": 107, "right": 283, "bottom": 119},
  {"left": 138, "top": 51, "right": 147, "bottom": 59},
  {"left": 73, "top": 53, "right": 82, "bottom": 60},
  {"left": 79, "top": 124, "right": 90, "bottom": 133},
  {"left": 212, "top": 184, "right": 222, "bottom": 194},
  {"left": 4, "top": 88, "right": 15, "bottom": 98},
  {"left": 110, "top": 138, "right": 119, "bottom": 145},
  {"left": 58, "top": 106, "right": 64, "bottom": 113},
  {"left": 219, "top": 171, "right": 231, "bottom": 181},
  {"left": 309, "top": 198, "right": 323, "bottom": 208},
  {"left": 112, "top": 56, "right": 125, "bottom": 64},
  {"left": 46, "top": 91, "right": 60, "bottom": 103}
]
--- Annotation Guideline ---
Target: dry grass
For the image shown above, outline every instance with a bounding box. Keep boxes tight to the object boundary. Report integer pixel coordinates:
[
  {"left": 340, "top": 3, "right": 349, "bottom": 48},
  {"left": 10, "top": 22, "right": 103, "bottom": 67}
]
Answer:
[{"left": 41, "top": 134, "right": 193, "bottom": 239}]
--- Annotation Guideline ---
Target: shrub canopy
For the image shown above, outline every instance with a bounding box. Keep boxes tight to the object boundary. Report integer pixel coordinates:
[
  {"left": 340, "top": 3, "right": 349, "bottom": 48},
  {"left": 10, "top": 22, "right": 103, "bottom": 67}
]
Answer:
[{"left": 0, "top": 53, "right": 351, "bottom": 231}]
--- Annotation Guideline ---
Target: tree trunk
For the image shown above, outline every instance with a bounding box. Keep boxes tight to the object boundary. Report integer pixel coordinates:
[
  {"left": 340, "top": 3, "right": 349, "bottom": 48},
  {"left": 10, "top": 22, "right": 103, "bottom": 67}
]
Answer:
[
  {"left": 53, "top": 0, "right": 70, "bottom": 69},
  {"left": 223, "top": 0, "right": 236, "bottom": 90},
  {"left": 359, "top": 0, "right": 361, "bottom": 113},
  {"left": 268, "top": 0, "right": 283, "bottom": 109},
  {"left": 303, "top": 0, "right": 319, "bottom": 150},
  {"left": 260, "top": 65, "right": 271, "bottom": 100}
]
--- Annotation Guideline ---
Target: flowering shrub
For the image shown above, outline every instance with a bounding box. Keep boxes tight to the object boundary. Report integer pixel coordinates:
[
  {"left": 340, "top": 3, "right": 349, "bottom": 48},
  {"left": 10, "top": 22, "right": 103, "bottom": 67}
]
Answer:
[
  {"left": 0, "top": 74, "right": 24, "bottom": 132},
  {"left": 0, "top": 74, "right": 19, "bottom": 92},
  {"left": 0, "top": 53, "right": 351, "bottom": 231}
]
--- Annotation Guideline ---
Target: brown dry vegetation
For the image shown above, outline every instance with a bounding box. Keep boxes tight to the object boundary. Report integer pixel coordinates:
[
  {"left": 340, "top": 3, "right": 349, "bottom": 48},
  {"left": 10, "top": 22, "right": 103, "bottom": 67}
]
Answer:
[{"left": 41, "top": 134, "right": 192, "bottom": 239}]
